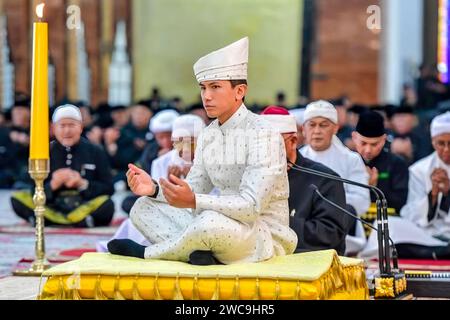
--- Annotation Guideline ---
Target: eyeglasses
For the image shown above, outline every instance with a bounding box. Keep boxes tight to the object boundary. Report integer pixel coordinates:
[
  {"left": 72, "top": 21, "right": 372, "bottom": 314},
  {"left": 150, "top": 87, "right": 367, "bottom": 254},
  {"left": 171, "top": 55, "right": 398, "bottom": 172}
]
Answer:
[{"left": 434, "top": 140, "right": 450, "bottom": 149}]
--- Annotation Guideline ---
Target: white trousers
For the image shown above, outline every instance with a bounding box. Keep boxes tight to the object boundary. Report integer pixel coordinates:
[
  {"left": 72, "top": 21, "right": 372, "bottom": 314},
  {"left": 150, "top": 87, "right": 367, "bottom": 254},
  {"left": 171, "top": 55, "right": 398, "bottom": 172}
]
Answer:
[{"left": 130, "top": 197, "right": 260, "bottom": 264}]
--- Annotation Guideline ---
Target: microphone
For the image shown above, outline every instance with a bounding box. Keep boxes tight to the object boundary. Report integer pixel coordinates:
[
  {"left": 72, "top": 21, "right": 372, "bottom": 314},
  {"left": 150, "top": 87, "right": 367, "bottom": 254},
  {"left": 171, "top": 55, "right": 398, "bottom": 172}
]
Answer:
[
  {"left": 288, "top": 159, "right": 394, "bottom": 274},
  {"left": 309, "top": 184, "right": 399, "bottom": 270}
]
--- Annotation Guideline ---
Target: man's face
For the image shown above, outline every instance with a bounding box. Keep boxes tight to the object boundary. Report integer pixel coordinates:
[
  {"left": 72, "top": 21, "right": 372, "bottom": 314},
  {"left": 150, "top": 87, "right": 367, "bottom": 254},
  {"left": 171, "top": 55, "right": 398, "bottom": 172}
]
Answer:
[
  {"left": 391, "top": 114, "right": 416, "bottom": 135},
  {"left": 352, "top": 132, "right": 386, "bottom": 162},
  {"left": 433, "top": 133, "right": 450, "bottom": 165},
  {"left": 53, "top": 118, "right": 83, "bottom": 147},
  {"left": 199, "top": 81, "right": 246, "bottom": 119},
  {"left": 111, "top": 109, "right": 130, "bottom": 128},
  {"left": 155, "top": 131, "right": 173, "bottom": 150},
  {"left": 304, "top": 117, "right": 338, "bottom": 151},
  {"left": 174, "top": 136, "right": 197, "bottom": 162},
  {"left": 131, "top": 105, "right": 152, "bottom": 130},
  {"left": 80, "top": 107, "right": 93, "bottom": 127},
  {"left": 11, "top": 106, "right": 31, "bottom": 129}
]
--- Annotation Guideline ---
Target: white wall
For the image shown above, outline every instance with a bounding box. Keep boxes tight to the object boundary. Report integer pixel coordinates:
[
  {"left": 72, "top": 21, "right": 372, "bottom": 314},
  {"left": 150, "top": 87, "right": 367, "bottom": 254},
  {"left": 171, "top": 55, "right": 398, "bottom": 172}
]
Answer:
[{"left": 380, "top": 0, "right": 424, "bottom": 104}]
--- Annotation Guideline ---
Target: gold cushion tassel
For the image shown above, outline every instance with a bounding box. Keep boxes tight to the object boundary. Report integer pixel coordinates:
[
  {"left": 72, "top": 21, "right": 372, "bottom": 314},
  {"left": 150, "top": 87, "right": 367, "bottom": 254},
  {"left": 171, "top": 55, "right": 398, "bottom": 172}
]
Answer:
[
  {"left": 132, "top": 276, "right": 143, "bottom": 300},
  {"left": 210, "top": 277, "right": 220, "bottom": 300},
  {"left": 172, "top": 275, "right": 184, "bottom": 300},
  {"left": 113, "top": 275, "right": 126, "bottom": 300},
  {"left": 94, "top": 275, "right": 108, "bottom": 300}
]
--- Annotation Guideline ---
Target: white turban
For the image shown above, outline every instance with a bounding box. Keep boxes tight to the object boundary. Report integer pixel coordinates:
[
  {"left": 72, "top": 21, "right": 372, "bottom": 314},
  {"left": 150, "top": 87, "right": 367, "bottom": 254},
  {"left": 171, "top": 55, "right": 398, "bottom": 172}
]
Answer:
[
  {"left": 431, "top": 111, "right": 450, "bottom": 138},
  {"left": 149, "top": 110, "right": 180, "bottom": 134},
  {"left": 52, "top": 104, "right": 82, "bottom": 123},
  {"left": 289, "top": 108, "right": 306, "bottom": 125},
  {"left": 193, "top": 37, "right": 248, "bottom": 83},
  {"left": 172, "top": 115, "right": 206, "bottom": 140},
  {"left": 303, "top": 100, "right": 338, "bottom": 124}
]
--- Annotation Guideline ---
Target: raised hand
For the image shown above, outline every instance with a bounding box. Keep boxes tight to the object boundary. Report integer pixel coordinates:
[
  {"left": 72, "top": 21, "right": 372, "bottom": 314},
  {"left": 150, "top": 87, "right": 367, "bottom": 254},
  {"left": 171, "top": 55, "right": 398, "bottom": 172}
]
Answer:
[
  {"left": 159, "top": 174, "right": 196, "bottom": 209},
  {"left": 126, "top": 164, "right": 156, "bottom": 197}
]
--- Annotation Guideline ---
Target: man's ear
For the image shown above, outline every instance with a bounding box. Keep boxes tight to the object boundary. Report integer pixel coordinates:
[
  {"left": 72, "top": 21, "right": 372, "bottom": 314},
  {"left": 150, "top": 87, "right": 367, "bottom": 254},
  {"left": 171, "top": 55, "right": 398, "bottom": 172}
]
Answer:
[
  {"left": 235, "top": 84, "right": 248, "bottom": 101},
  {"left": 332, "top": 123, "right": 339, "bottom": 135}
]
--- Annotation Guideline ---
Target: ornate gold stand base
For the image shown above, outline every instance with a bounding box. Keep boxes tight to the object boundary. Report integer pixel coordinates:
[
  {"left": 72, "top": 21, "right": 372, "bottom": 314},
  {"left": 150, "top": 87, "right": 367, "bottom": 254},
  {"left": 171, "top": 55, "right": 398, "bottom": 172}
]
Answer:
[
  {"left": 14, "top": 159, "right": 50, "bottom": 277},
  {"left": 13, "top": 260, "right": 51, "bottom": 277}
]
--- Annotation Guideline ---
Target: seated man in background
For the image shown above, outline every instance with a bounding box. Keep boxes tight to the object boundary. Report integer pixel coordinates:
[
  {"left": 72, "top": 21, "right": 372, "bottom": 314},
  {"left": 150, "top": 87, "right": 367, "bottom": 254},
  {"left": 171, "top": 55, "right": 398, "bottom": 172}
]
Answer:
[
  {"left": 0, "top": 125, "right": 15, "bottom": 188},
  {"left": 9, "top": 101, "right": 33, "bottom": 189},
  {"left": 390, "top": 106, "right": 433, "bottom": 165},
  {"left": 262, "top": 106, "right": 349, "bottom": 255},
  {"left": 401, "top": 112, "right": 450, "bottom": 243},
  {"left": 11, "top": 104, "right": 115, "bottom": 228},
  {"left": 151, "top": 114, "right": 205, "bottom": 180},
  {"left": 105, "top": 102, "right": 154, "bottom": 184},
  {"left": 97, "top": 114, "right": 206, "bottom": 252},
  {"left": 300, "top": 100, "right": 371, "bottom": 255},
  {"left": 352, "top": 110, "right": 409, "bottom": 215},
  {"left": 362, "top": 112, "right": 450, "bottom": 259},
  {"left": 121, "top": 109, "right": 180, "bottom": 214}
]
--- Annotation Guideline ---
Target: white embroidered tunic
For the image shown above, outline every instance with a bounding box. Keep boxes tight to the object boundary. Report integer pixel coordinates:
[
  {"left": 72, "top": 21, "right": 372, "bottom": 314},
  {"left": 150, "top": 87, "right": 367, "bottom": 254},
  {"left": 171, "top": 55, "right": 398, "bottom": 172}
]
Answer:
[
  {"left": 401, "top": 152, "right": 450, "bottom": 240},
  {"left": 131, "top": 104, "right": 297, "bottom": 264}
]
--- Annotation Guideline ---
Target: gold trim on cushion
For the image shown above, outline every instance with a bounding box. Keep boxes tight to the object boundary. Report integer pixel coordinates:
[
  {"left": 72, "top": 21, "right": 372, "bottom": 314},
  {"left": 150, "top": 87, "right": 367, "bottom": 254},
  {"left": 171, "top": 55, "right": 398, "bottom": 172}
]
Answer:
[{"left": 39, "top": 250, "right": 368, "bottom": 300}]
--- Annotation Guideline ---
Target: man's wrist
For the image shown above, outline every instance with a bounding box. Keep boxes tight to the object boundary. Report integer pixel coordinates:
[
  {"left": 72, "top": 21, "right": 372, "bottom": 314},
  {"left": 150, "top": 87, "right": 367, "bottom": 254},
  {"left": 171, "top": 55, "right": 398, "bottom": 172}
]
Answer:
[
  {"left": 148, "top": 180, "right": 159, "bottom": 198},
  {"left": 191, "top": 193, "right": 196, "bottom": 209}
]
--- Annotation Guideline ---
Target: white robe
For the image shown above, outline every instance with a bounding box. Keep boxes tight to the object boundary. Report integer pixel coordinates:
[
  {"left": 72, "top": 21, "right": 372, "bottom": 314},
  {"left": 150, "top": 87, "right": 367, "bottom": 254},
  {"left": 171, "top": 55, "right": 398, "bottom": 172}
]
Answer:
[
  {"left": 360, "top": 152, "right": 450, "bottom": 259},
  {"left": 401, "top": 152, "right": 450, "bottom": 240},
  {"left": 300, "top": 136, "right": 371, "bottom": 254},
  {"left": 131, "top": 104, "right": 298, "bottom": 264},
  {"left": 300, "top": 137, "right": 371, "bottom": 215}
]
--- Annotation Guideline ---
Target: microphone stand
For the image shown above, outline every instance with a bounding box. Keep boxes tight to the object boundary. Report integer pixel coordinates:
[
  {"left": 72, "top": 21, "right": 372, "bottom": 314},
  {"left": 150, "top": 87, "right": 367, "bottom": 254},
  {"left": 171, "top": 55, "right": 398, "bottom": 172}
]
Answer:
[{"left": 288, "top": 160, "right": 406, "bottom": 298}]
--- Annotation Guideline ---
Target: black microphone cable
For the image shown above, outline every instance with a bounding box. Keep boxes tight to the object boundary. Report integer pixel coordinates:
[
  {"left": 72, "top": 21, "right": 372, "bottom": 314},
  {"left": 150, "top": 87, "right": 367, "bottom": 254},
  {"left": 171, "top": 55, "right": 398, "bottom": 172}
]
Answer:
[
  {"left": 288, "top": 158, "right": 398, "bottom": 271},
  {"left": 309, "top": 184, "right": 399, "bottom": 270}
]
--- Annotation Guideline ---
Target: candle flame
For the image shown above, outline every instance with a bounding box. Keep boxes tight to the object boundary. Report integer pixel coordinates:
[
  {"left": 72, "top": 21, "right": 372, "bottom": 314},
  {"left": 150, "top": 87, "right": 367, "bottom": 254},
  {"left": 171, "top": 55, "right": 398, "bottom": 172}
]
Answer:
[{"left": 36, "top": 3, "right": 45, "bottom": 19}]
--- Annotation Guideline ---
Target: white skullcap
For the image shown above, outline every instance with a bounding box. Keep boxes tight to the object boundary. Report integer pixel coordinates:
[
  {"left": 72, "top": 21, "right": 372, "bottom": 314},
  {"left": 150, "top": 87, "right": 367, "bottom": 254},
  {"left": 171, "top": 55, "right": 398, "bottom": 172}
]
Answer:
[
  {"left": 289, "top": 108, "right": 306, "bottom": 125},
  {"left": 172, "top": 115, "right": 206, "bottom": 140},
  {"left": 52, "top": 104, "right": 82, "bottom": 123},
  {"left": 303, "top": 100, "right": 338, "bottom": 124},
  {"left": 431, "top": 111, "right": 450, "bottom": 138},
  {"left": 193, "top": 37, "right": 249, "bottom": 83},
  {"left": 149, "top": 109, "right": 180, "bottom": 134}
]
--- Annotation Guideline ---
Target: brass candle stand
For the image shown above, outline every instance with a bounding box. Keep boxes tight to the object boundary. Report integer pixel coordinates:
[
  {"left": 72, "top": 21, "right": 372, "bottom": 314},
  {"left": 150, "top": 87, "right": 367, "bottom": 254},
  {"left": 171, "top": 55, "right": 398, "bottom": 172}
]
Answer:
[{"left": 13, "top": 159, "right": 51, "bottom": 276}]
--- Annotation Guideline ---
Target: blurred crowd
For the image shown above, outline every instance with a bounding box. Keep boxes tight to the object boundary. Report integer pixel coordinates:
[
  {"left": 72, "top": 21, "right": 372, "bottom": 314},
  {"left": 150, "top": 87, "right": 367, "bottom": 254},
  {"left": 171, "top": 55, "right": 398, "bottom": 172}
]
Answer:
[{"left": 0, "top": 63, "right": 448, "bottom": 216}]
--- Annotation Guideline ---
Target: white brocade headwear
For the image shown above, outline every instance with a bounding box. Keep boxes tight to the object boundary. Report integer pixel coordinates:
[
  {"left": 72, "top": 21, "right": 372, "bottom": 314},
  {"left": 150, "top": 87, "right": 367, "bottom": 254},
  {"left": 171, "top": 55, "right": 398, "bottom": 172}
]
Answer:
[
  {"left": 52, "top": 104, "right": 82, "bottom": 123},
  {"left": 431, "top": 111, "right": 450, "bottom": 138},
  {"left": 289, "top": 108, "right": 306, "bottom": 126},
  {"left": 172, "top": 115, "right": 206, "bottom": 140},
  {"left": 193, "top": 37, "right": 249, "bottom": 83},
  {"left": 149, "top": 109, "right": 180, "bottom": 134},
  {"left": 303, "top": 100, "right": 338, "bottom": 124}
]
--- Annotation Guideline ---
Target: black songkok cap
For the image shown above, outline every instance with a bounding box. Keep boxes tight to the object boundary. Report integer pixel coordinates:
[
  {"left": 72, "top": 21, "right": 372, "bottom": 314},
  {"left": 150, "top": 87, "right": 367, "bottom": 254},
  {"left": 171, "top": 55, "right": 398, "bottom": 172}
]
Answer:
[{"left": 356, "top": 110, "right": 385, "bottom": 138}]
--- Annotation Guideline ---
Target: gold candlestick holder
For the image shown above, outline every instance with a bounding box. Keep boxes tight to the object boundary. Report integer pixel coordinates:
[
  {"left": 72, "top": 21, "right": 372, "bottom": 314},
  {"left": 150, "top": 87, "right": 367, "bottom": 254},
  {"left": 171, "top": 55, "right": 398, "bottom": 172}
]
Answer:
[{"left": 13, "top": 159, "right": 51, "bottom": 276}]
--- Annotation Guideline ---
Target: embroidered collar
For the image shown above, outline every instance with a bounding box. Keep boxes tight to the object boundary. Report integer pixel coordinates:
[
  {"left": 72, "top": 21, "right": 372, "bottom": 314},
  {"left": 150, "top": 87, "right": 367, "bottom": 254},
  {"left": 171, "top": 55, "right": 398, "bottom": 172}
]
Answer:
[{"left": 216, "top": 104, "right": 249, "bottom": 132}]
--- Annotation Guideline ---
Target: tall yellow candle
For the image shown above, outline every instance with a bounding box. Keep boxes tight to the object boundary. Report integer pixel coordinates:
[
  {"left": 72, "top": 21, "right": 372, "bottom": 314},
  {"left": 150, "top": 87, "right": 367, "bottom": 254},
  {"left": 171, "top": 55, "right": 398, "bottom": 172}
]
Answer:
[{"left": 29, "top": 3, "right": 49, "bottom": 160}]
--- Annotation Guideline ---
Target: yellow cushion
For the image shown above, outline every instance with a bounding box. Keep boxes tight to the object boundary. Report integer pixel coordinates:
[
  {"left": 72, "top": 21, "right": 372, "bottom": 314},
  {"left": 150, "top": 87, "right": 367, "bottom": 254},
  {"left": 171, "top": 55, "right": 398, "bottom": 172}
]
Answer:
[{"left": 39, "top": 250, "right": 368, "bottom": 300}]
